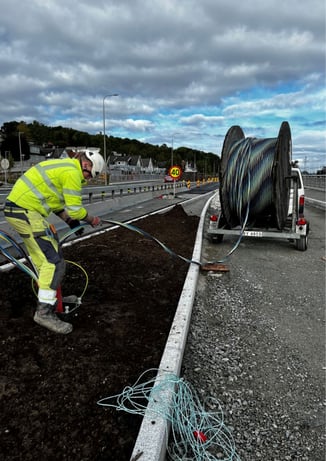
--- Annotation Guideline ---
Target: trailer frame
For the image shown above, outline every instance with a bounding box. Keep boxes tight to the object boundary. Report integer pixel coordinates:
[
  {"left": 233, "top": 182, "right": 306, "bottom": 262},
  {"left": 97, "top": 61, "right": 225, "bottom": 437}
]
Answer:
[{"left": 207, "top": 170, "right": 309, "bottom": 251}]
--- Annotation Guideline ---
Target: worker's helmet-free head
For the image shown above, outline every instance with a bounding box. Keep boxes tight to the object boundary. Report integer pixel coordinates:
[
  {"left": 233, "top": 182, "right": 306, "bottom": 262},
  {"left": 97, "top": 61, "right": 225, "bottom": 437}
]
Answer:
[{"left": 84, "top": 151, "right": 106, "bottom": 178}]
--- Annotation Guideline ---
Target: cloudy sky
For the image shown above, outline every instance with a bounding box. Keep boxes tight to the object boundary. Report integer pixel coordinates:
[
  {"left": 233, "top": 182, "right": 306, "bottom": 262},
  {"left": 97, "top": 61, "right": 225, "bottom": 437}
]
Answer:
[{"left": 0, "top": 0, "right": 325, "bottom": 171}]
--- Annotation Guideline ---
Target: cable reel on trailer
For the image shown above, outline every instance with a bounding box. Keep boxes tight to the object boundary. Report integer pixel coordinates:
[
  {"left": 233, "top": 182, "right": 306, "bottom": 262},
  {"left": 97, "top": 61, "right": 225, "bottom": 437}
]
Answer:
[
  {"left": 219, "top": 121, "right": 291, "bottom": 230},
  {"left": 208, "top": 121, "right": 309, "bottom": 252}
]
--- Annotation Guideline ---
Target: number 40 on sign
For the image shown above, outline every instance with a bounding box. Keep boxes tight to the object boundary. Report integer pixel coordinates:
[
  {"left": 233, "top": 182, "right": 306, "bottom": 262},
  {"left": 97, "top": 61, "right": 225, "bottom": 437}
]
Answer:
[{"left": 168, "top": 165, "right": 182, "bottom": 180}]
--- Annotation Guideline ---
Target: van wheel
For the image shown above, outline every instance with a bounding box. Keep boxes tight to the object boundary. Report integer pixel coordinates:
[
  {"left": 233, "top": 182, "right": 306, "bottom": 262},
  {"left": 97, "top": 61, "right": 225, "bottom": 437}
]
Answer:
[
  {"left": 210, "top": 234, "right": 224, "bottom": 244},
  {"left": 296, "top": 235, "right": 308, "bottom": 251}
]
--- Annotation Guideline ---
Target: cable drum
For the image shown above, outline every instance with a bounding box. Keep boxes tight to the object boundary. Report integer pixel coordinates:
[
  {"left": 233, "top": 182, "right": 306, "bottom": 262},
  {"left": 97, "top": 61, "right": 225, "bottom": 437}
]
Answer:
[{"left": 219, "top": 121, "right": 292, "bottom": 230}]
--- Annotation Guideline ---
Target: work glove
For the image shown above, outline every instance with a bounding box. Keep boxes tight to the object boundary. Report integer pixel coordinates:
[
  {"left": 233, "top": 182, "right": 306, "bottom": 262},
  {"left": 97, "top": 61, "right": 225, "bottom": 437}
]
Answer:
[
  {"left": 89, "top": 216, "right": 102, "bottom": 228},
  {"left": 66, "top": 218, "right": 84, "bottom": 236}
]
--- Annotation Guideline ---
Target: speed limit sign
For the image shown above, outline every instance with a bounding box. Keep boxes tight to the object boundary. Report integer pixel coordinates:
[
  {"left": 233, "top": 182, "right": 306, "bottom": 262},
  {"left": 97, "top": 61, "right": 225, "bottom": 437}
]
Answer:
[
  {"left": 168, "top": 165, "right": 182, "bottom": 180},
  {"left": 1, "top": 158, "right": 9, "bottom": 170}
]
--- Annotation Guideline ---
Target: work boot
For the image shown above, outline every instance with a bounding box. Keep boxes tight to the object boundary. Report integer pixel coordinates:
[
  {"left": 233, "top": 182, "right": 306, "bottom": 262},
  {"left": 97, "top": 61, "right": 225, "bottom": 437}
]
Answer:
[{"left": 33, "top": 303, "right": 73, "bottom": 334}]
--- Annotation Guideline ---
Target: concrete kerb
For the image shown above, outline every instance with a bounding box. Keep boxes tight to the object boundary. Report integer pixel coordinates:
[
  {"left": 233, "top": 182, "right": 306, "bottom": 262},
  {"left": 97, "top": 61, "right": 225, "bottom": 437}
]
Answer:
[{"left": 129, "top": 194, "right": 215, "bottom": 461}]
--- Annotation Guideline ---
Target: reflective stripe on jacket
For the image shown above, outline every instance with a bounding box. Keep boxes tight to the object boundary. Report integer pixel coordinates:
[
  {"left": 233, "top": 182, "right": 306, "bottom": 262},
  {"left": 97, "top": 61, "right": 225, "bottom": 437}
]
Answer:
[{"left": 6, "top": 159, "right": 88, "bottom": 220}]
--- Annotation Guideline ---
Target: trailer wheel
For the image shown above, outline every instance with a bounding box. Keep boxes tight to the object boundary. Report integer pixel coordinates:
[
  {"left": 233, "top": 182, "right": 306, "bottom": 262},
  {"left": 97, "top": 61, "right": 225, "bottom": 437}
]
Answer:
[{"left": 296, "top": 235, "right": 308, "bottom": 251}]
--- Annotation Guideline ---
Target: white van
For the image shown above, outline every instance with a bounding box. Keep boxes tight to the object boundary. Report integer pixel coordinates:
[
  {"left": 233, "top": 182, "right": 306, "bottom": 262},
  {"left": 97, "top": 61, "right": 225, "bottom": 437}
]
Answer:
[{"left": 288, "top": 167, "right": 305, "bottom": 216}]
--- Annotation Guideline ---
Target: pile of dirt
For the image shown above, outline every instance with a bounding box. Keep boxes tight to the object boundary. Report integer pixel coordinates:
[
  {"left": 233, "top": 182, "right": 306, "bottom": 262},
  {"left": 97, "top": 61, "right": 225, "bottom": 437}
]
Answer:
[{"left": 0, "top": 205, "right": 199, "bottom": 460}]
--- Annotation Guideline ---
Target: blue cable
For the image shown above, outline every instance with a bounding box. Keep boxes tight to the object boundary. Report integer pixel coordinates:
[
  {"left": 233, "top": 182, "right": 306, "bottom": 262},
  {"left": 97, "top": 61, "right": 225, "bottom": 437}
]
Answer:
[
  {"left": 0, "top": 229, "right": 38, "bottom": 280},
  {"left": 101, "top": 219, "right": 202, "bottom": 266}
]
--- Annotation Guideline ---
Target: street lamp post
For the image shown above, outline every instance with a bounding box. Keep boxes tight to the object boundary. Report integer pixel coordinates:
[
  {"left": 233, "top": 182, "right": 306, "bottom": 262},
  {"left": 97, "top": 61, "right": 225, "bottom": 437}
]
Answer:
[
  {"left": 171, "top": 133, "right": 178, "bottom": 167},
  {"left": 103, "top": 93, "right": 119, "bottom": 185},
  {"left": 18, "top": 132, "right": 23, "bottom": 175},
  {"left": 170, "top": 134, "right": 178, "bottom": 198}
]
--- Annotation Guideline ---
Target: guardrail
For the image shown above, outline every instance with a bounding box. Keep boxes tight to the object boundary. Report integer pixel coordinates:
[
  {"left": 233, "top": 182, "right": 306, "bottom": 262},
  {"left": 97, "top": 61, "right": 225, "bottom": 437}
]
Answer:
[
  {"left": 0, "top": 181, "right": 187, "bottom": 209},
  {"left": 83, "top": 182, "right": 184, "bottom": 204},
  {"left": 302, "top": 175, "right": 326, "bottom": 190}
]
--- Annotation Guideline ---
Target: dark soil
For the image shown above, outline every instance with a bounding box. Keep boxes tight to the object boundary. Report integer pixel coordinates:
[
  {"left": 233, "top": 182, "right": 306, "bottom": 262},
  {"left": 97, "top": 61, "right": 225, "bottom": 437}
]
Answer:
[{"left": 0, "top": 205, "right": 199, "bottom": 461}]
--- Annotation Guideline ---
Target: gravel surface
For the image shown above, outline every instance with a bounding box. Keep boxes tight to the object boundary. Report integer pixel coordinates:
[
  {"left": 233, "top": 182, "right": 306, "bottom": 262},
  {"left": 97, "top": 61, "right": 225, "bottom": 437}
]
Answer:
[
  {"left": 182, "top": 275, "right": 324, "bottom": 460},
  {"left": 179, "top": 205, "right": 325, "bottom": 460}
]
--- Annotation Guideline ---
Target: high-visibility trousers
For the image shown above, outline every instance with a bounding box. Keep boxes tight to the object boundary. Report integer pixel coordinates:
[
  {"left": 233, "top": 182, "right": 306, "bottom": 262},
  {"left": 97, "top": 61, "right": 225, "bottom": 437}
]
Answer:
[{"left": 4, "top": 202, "right": 66, "bottom": 305}]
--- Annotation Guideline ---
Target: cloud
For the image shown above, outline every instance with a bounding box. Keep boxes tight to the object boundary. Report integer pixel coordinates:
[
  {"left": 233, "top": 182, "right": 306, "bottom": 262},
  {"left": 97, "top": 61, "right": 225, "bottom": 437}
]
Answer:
[{"left": 0, "top": 0, "right": 325, "bottom": 171}]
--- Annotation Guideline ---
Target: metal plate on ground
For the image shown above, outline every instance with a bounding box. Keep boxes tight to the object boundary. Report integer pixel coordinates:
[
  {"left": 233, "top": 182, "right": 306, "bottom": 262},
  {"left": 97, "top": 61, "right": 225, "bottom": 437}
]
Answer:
[{"left": 201, "top": 263, "right": 230, "bottom": 272}]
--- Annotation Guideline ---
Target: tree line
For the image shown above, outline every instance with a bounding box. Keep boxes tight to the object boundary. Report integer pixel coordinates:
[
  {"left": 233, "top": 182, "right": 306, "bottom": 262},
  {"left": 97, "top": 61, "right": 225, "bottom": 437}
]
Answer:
[{"left": 0, "top": 120, "right": 220, "bottom": 176}]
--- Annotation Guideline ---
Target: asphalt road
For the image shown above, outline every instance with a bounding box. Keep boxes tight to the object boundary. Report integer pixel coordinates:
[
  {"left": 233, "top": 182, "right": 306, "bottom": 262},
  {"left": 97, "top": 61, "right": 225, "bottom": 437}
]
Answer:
[{"left": 0, "top": 183, "right": 216, "bottom": 265}]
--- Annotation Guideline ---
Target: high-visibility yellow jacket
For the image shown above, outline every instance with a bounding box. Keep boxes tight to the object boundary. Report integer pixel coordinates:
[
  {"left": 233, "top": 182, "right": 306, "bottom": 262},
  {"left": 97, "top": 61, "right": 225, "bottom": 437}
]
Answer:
[{"left": 7, "top": 159, "right": 89, "bottom": 220}]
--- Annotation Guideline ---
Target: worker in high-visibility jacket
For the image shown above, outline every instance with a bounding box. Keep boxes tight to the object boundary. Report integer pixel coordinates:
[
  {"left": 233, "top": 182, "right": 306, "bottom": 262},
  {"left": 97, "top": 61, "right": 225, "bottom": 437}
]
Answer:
[{"left": 4, "top": 150, "right": 105, "bottom": 334}]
